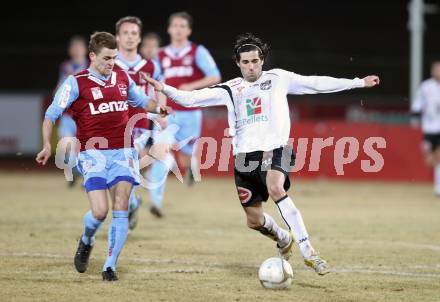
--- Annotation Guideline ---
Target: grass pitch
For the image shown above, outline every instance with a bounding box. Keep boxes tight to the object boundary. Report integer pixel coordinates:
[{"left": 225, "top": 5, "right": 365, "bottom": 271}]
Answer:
[{"left": 0, "top": 172, "right": 439, "bottom": 302}]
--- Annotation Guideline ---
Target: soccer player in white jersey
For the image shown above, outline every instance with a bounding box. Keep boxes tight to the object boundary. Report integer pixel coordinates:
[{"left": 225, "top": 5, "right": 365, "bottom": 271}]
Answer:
[
  {"left": 411, "top": 60, "right": 440, "bottom": 196},
  {"left": 143, "top": 33, "right": 380, "bottom": 275}
]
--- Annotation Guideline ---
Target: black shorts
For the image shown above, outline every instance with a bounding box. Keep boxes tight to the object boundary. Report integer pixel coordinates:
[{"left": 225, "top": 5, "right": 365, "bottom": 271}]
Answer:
[
  {"left": 234, "top": 145, "right": 295, "bottom": 207},
  {"left": 424, "top": 133, "right": 440, "bottom": 152}
]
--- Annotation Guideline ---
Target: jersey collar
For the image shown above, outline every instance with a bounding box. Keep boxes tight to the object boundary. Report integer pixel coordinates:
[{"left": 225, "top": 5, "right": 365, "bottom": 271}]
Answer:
[{"left": 87, "top": 68, "right": 116, "bottom": 86}]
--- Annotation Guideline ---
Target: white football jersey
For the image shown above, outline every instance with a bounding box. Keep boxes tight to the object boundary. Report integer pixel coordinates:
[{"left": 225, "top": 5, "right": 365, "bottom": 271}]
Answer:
[
  {"left": 163, "top": 68, "right": 364, "bottom": 154},
  {"left": 411, "top": 78, "right": 440, "bottom": 134}
]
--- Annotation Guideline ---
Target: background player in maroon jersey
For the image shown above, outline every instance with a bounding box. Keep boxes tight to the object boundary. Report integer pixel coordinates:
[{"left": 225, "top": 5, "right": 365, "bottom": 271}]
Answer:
[
  {"left": 36, "top": 32, "right": 169, "bottom": 281},
  {"left": 149, "top": 11, "right": 221, "bottom": 217},
  {"left": 114, "top": 16, "right": 164, "bottom": 228}
]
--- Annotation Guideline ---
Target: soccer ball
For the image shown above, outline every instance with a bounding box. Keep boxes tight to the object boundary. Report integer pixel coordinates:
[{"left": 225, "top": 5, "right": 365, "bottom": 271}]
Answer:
[{"left": 258, "top": 257, "right": 293, "bottom": 290}]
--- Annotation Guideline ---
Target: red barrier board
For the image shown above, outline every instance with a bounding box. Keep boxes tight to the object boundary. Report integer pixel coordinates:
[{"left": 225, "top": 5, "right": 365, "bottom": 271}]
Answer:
[{"left": 197, "top": 117, "right": 431, "bottom": 182}]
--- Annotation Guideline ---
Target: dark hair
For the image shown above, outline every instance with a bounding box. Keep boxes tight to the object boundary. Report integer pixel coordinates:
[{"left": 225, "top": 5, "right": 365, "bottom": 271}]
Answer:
[
  {"left": 89, "top": 32, "right": 117, "bottom": 54},
  {"left": 233, "top": 33, "right": 269, "bottom": 62},
  {"left": 69, "top": 35, "right": 87, "bottom": 47},
  {"left": 142, "top": 32, "right": 162, "bottom": 46},
  {"left": 168, "top": 11, "right": 193, "bottom": 29},
  {"left": 115, "top": 16, "right": 143, "bottom": 35}
]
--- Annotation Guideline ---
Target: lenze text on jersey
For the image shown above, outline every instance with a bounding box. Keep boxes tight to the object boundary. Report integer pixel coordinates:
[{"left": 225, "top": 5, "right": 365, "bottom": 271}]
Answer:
[{"left": 89, "top": 101, "right": 129, "bottom": 115}]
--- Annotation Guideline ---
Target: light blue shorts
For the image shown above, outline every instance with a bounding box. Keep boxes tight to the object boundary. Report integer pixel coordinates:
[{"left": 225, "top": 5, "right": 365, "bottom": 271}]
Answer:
[
  {"left": 153, "top": 110, "right": 202, "bottom": 155},
  {"left": 77, "top": 148, "right": 140, "bottom": 192},
  {"left": 58, "top": 114, "right": 77, "bottom": 138}
]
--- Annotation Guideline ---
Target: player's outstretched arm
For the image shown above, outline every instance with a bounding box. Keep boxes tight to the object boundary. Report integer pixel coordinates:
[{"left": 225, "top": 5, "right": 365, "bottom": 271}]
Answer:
[
  {"left": 125, "top": 74, "right": 172, "bottom": 116},
  {"left": 141, "top": 73, "right": 229, "bottom": 108},
  {"left": 36, "top": 119, "right": 54, "bottom": 165},
  {"left": 287, "top": 71, "right": 380, "bottom": 95}
]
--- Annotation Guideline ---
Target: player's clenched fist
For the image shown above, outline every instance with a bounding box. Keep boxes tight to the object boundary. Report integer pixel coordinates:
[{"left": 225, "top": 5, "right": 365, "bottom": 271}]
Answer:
[
  {"left": 363, "top": 75, "right": 380, "bottom": 88},
  {"left": 36, "top": 145, "right": 51, "bottom": 165}
]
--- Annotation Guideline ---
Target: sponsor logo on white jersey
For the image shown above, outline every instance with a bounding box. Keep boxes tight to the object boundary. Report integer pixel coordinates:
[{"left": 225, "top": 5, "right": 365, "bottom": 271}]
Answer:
[
  {"left": 89, "top": 101, "right": 128, "bottom": 115},
  {"left": 164, "top": 66, "right": 194, "bottom": 79},
  {"left": 236, "top": 96, "right": 269, "bottom": 127}
]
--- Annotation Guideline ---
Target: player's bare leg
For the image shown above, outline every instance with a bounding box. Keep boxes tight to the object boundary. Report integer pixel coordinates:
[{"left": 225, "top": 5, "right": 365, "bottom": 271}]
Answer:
[
  {"left": 74, "top": 190, "right": 108, "bottom": 273},
  {"left": 128, "top": 144, "right": 149, "bottom": 230},
  {"left": 266, "top": 169, "right": 329, "bottom": 275},
  {"left": 243, "top": 202, "right": 292, "bottom": 259},
  {"left": 58, "top": 137, "right": 81, "bottom": 188},
  {"left": 101, "top": 181, "right": 132, "bottom": 281},
  {"left": 148, "top": 142, "right": 174, "bottom": 218},
  {"left": 178, "top": 152, "right": 195, "bottom": 187}
]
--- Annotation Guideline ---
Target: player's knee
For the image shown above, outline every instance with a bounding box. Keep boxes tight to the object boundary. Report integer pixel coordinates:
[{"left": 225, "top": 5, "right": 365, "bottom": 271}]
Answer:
[
  {"left": 93, "top": 208, "right": 108, "bottom": 221},
  {"left": 247, "top": 216, "right": 263, "bottom": 230},
  {"left": 267, "top": 184, "right": 285, "bottom": 201},
  {"left": 113, "top": 194, "right": 129, "bottom": 211}
]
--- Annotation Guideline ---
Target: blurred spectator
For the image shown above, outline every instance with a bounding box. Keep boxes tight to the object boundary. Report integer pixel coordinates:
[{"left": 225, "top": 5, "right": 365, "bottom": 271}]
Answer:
[
  {"left": 57, "top": 36, "right": 89, "bottom": 87},
  {"left": 57, "top": 35, "right": 89, "bottom": 187},
  {"left": 411, "top": 60, "right": 440, "bottom": 196},
  {"left": 140, "top": 32, "right": 162, "bottom": 61}
]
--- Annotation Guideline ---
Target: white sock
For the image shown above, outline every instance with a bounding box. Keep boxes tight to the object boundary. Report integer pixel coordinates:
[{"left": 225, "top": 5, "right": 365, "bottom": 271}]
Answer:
[
  {"left": 435, "top": 164, "right": 440, "bottom": 195},
  {"left": 276, "top": 196, "right": 313, "bottom": 258},
  {"left": 260, "top": 213, "right": 290, "bottom": 247}
]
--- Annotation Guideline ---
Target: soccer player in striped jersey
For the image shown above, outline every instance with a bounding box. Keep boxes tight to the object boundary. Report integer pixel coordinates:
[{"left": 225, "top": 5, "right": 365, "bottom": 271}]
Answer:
[
  {"left": 36, "top": 32, "right": 169, "bottom": 281},
  {"left": 143, "top": 33, "right": 380, "bottom": 275}
]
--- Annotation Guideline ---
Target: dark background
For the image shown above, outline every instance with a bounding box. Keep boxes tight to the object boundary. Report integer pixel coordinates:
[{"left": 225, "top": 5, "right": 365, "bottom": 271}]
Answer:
[{"left": 2, "top": 0, "right": 440, "bottom": 101}]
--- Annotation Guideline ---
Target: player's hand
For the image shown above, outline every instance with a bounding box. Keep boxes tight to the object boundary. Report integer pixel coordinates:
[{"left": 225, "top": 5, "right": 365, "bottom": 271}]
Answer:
[
  {"left": 140, "top": 72, "right": 164, "bottom": 92},
  {"left": 36, "top": 145, "right": 51, "bottom": 165},
  {"left": 363, "top": 75, "right": 380, "bottom": 88}
]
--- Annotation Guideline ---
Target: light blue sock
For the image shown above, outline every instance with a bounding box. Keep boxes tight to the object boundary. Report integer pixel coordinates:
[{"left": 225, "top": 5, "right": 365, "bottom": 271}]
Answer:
[
  {"left": 148, "top": 160, "right": 169, "bottom": 209},
  {"left": 103, "top": 211, "right": 129, "bottom": 271},
  {"left": 128, "top": 187, "right": 139, "bottom": 214},
  {"left": 81, "top": 210, "right": 104, "bottom": 246}
]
